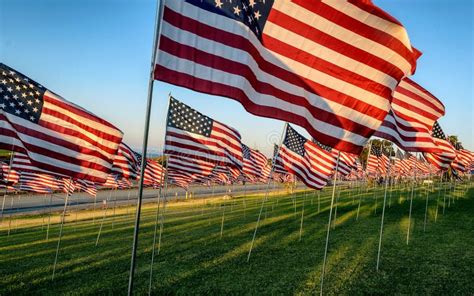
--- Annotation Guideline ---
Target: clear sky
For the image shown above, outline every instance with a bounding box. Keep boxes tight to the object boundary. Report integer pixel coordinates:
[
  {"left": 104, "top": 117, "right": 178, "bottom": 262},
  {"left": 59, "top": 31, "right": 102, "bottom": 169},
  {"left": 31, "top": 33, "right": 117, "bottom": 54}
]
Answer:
[{"left": 1, "top": 0, "right": 472, "bottom": 156}]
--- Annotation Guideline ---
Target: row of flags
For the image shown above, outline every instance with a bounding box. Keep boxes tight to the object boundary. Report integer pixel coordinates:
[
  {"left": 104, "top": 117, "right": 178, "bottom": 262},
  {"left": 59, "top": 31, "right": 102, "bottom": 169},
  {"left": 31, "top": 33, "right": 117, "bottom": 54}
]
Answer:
[
  {"left": 1, "top": 1, "right": 474, "bottom": 197},
  {"left": 1, "top": 89, "right": 472, "bottom": 197}
]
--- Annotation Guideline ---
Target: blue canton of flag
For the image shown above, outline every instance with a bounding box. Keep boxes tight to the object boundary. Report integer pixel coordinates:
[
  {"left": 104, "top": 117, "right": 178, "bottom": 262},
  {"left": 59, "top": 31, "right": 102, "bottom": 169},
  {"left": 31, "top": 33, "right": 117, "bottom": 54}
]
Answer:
[
  {"left": 185, "top": 0, "right": 274, "bottom": 40},
  {"left": 0, "top": 64, "right": 45, "bottom": 124}
]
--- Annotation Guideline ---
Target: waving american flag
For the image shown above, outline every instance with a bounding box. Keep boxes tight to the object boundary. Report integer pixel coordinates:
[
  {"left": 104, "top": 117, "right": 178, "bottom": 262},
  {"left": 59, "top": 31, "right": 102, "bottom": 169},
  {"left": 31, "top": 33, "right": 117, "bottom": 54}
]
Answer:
[
  {"left": 0, "top": 63, "right": 123, "bottom": 183},
  {"left": 154, "top": 0, "right": 419, "bottom": 153}
]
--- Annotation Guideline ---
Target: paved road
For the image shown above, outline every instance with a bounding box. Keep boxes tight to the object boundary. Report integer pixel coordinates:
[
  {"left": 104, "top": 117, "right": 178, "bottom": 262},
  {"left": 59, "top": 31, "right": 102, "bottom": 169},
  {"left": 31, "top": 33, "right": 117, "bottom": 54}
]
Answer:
[{"left": 0, "top": 183, "right": 309, "bottom": 217}]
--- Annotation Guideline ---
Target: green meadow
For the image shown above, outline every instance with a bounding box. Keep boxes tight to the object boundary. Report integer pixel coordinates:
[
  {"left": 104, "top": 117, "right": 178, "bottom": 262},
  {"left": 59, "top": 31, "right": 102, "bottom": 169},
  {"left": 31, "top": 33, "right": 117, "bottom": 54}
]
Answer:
[{"left": 1, "top": 182, "right": 473, "bottom": 295}]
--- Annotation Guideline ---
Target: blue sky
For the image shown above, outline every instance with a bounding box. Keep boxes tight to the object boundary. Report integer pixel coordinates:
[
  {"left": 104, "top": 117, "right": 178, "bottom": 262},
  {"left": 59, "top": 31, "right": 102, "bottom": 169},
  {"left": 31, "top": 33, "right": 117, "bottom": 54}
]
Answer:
[{"left": 1, "top": 0, "right": 472, "bottom": 156}]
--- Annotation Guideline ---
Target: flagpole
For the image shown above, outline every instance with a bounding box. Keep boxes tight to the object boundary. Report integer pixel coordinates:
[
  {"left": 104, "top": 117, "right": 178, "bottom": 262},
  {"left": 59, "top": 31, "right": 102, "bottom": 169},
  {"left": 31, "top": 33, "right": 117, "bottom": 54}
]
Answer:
[
  {"left": 320, "top": 151, "right": 340, "bottom": 296},
  {"left": 148, "top": 155, "right": 167, "bottom": 295},
  {"left": 128, "top": 0, "right": 164, "bottom": 294},
  {"left": 247, "top": 122, "right": 287, "bottom": 262},
  {"left": 406, "top": 154, "right": 417, "bottom": 245},
  {"left": 52, "top": 187, "right": 71, "bottom": 280},
  {"left": 376, "top": 146, "right": 392, "bottom": 271},
  {"left": 423, "top": 164, "right": 432, "bottom": 231},
  {"left": 0, "top": 150, "right": 14, "bottom": 221}
]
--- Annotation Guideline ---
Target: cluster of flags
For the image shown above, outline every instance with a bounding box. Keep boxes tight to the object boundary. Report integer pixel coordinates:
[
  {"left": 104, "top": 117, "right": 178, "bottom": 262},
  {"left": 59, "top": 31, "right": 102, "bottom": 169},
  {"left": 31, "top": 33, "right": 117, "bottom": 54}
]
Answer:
[{"left": 1, "top": 1, "right": 474, "bottom": 200}]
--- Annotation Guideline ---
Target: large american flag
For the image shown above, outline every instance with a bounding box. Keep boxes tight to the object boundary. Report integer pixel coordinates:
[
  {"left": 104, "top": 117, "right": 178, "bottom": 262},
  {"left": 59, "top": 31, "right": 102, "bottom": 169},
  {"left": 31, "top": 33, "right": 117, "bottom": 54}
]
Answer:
[
  {"left": 374, "top": 78, "right": 445, "bottom": 153},
  {"left": 423, "top": 121, "right": 456, "bottom": 170},
  {"left": 0, "top": 63, "right": 123, "bottom": 183},
  {"left": 277, "top": 124, "right": 336, "bottom": 189},
  {"left": 154, "top": 0, "right": 419, "bottom": 154},
  {"left": 165, "top": 97, "right": 242, "bottom": 168}
]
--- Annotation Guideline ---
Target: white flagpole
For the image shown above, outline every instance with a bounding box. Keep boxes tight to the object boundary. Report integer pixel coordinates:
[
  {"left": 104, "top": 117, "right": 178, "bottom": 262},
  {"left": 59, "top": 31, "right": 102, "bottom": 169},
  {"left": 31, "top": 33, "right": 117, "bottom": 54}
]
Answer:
[
  {"left": 423, "top": 165, "right": 432, "bottom": 232},
  {"left": 128, "top": 0, "right": 165, "bottom": 294},
  {"left": 148, "top": 155, "right": 168, "bottom": 295},
  {"left": 376, "top": 146, "right": 392, "bottom": 271},
  {"left": 406, "top": 154, "right": 417, "bottom": 245},
  {"left": 247, "top": 122, "right": 287, "bottom": 262},
  {"left": 320, "top": 152, "right": 340, "bottom": 296},
  {"left": 52, "top": 185, "right": 71, "bottom": 280},
  {"left": 0, "top": 150, "right": 14, "bottom": 221}
]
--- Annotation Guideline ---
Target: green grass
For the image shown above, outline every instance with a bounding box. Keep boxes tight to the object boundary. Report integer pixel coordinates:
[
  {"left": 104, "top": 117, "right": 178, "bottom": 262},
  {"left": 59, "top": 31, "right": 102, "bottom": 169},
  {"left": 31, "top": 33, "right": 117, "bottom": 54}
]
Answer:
[{"left": 1, "top": 182, "right": 473, "bottom": 295}]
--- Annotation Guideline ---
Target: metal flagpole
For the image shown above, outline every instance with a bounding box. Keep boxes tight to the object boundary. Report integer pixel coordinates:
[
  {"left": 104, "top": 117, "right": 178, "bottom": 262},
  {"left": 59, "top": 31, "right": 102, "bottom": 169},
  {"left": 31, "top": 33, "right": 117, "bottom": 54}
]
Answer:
[
  {"left": 1, "top": 150, "right": 15, "bottom": 222},
  {"left": 148, "top": 155, "right": 167, "bottom": 296},
  {"left": 247, "top": 122, "right": 287, "bottom": 262},
  {"left": 423, "top": 165, "right": 432, "bottom": 232},
  {"left": 95, "top": 193, "right": 110, "bottom": 246},
  {"left": 46, "top": 192, "right": 53, "bottom": 241},
  {"left": 376, "top": 146, "right": 392, "bottom": 271},
  {"left": 155, "top": 159, "right": 170, "bottom": 256},
  {"left": 52, "top": 189, "right": 70, "bottom": 280},
  {"left": 112, "top": 188, "right": 117, "bottom": 229},
  {"left": 406, "top": 155, "right": 417, "bottom": 245},
  {"left": 299, "top": 191, "right": 306, "bottom": 241},
  {"left": 128, "top": 0, "right": 164, "bottom": 294},
  {"left": 332, "top": 184, "right": 340, "bottom": 229},
  {"left": 319, "top": 152, "right": 340, "bottom": 296},
  {"left": 435, "top": 173, "right": 442, "bottom": 222}
]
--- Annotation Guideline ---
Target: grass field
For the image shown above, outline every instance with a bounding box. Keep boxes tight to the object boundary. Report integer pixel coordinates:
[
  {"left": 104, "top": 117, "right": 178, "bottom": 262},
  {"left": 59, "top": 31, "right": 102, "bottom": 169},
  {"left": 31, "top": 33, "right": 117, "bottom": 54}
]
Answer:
[{"left": 1, "top": 182, "right": 473, "bottom": 295}]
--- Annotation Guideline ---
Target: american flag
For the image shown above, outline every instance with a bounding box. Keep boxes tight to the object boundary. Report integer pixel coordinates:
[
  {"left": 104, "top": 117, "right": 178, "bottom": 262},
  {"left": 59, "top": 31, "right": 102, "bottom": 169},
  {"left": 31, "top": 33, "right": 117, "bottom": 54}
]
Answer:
[
  {"left": 277, "top": 124, "right": 336, "bottom": 189},
  {"left": 165, "top": 97, "right": 242, "bottom": 168},
  {"left": 378, "top": 147, "right": 391, "bottom": 177},
  {"left": 366, "top": 145, "right": 381, "bottom": 176},
  {"left": 59, "top": 178, "right": 75, "bottom": 195},
  {"left": 0, "top": 63, "right": 123, "bottom": 183},
  {"left": 101, "top": 175, "right": 119, "bottom": 189},
  {"left": 154, "top": 0, "right": 419, "bottom": 154},
  {"left": 167, "top": 170, "right": 192, "bottom": 189},
  {"left": 1, "top": 160, "right": 19, "bottom": 185},
  {"left": 111, "top": 142, "right": 140, "bottom": 180},
  {"left": 117, "top": 178, "right": 133, "bottom": 190},
  {"left": 142, "top": 159, "right": 166, "bottom": 188},
  {"left": 242, "top": 144, "right": 270, "bottom": 182},
  {"left": 451, "top": 143, "right": 473, "bottom": 173},
  {"left": 374, "top": 78, "right": 445, "bottom": 153},
  {"left": 18, "top": 171, "right": 60, "bottom": 194},
  {"left": 74, "top": 179, "right": 97, "bottom": 197},
  {"left": 272, "top": 143, "right": 287, "bottom": 175},
  {"left": 423, "top": 121, "right": 456, "bottom": 170}
]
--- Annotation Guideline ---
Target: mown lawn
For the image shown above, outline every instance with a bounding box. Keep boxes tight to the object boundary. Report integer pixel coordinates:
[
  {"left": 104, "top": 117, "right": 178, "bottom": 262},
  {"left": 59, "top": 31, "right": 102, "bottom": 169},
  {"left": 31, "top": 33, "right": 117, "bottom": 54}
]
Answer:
[{"left": 1, "top": 181, "right": 473, "bottom": 295}]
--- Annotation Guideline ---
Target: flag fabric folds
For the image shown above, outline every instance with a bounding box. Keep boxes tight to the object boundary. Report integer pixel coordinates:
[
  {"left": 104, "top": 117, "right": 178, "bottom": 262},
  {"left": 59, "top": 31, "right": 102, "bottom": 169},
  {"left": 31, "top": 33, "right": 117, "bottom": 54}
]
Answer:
[
  {"left": 277, "top": 124, "right": 336, "bottom": 189},
  {"left": 374, "top": 78, "right": 445, "bottom": 153},
  {"left": 154, "top": 0, "right": 419, "bottom": 154},
  {"left": 111, "top": 142, "right": 140, "bottom": 180},
  {"left": 0, "top": 63, "right": 123, "bottom": 183},
  {"left": 242, "top": 144, "right": 270, "bottom": 182},
  {"left": 18, "top": 172, "right": 60, "bottom": 193}
]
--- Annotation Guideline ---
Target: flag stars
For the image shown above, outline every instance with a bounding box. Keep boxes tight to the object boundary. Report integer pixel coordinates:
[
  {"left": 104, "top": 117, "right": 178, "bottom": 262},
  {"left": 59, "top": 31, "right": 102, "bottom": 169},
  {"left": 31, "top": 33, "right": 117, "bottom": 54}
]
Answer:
[
  {"left": 233, "top": 5, "right": 241, "bottom": 15},
  {"left": 254, "top": 10, "right": 261, "bottom": 20},
  {"left": 215, "top": 0, "right": 223, "bottom": 8}
]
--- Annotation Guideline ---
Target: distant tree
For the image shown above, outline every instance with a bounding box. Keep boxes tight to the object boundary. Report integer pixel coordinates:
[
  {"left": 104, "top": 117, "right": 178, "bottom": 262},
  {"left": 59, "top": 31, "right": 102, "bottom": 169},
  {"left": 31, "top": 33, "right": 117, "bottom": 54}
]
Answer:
[{"left": 448, "top": 135, "right": 459, "bottom": 147}]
